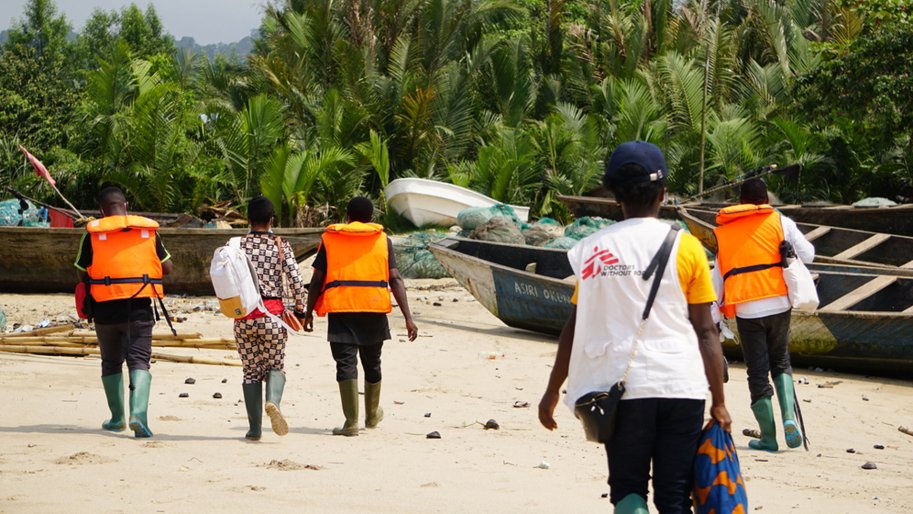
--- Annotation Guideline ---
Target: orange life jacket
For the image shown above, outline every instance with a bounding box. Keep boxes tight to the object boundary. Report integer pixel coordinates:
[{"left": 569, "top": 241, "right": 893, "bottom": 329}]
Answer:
[
  {"left": 713, "top": 204, "right": 787, "bottom": 318},
  {"left": 314, "top": 222, "right": 392, "bottom": 316},
  {"left": 85, "top": 215, "right": 164, "bottom": 302}
]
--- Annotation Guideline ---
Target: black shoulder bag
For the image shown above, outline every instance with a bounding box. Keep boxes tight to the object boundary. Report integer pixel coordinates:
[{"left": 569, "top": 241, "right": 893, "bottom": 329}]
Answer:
[{"left": 574, "top": 225, "right": 680, "bottom": 444}]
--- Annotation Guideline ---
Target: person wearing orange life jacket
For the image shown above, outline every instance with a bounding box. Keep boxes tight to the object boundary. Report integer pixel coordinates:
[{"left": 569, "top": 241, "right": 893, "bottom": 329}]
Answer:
[
  {"left": 303, "top": 196, "right": 418, "bottom": 437},
  {"left": 74, "top": 186, "right": 173, "bottom": 438},
  {"left": 712, "top": 178, "right": 814, "bottom": 452}
]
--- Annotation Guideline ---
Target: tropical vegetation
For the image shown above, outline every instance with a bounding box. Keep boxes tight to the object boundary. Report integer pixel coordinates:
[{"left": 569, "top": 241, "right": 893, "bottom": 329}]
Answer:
[{"left": 1, "top": 0, "right": 911, "bottom": 225}]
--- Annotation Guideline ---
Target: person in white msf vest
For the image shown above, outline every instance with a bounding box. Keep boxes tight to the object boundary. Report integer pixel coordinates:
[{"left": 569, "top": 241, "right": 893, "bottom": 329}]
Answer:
[{"left": 539, "top": 141, "right": 731, "bottom": 514}]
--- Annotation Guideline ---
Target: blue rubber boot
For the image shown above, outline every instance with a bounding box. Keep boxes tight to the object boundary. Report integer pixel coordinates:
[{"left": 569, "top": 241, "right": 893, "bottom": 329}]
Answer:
[
  {"left": 614, "top": 493, "right": 649, "bottom": 514},
  {"left": 774, "top": 374, "right": 803, "bottom": 449},
  {"left": 101, "top": 374, "right": 126, "bottom": 432},
  {"left": 128, "top": 370, "right": 153, "bottom": 438},
  {"left": 748, "top": 396, "right": 778, "bottom": 451}
]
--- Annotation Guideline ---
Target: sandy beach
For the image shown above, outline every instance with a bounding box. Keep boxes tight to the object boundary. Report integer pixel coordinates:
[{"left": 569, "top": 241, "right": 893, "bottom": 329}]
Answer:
[{"left": 1, "top": 277, "right": 911, "bottom": 514}]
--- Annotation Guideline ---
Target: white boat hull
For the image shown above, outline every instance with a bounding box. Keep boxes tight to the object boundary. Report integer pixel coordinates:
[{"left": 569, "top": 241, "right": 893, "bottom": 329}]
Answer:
[{"left": 385, "top": 178, "right": 530, "bottom": 227}]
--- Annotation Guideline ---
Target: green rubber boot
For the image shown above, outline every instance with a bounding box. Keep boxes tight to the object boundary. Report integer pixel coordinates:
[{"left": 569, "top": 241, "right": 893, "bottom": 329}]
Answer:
[
  {"left": 264, "top": 370, "right": 288, "bottom": 436},
  {"left": 364, "top": 380, "right": 384, "bottom": 429},
  {"left": 101, "top": 373, "right": 126, "bottom": 432},
  {"left": 332, "top": 379, "right": 359, "bottom": 436},
  {"left": 614, "top": 493, "right": 649, "bottom": 514},
  {"left": 242, "top": 381, "right": 262, "bottom": 441},
  {"left": 128, "top": 369, "right": 153, "bottom": 438},
  {"left": 774, "top": 373, "right": 803, "bottom": 449},
  {"left": 748, "top": 396, "right": 778, "bottom": 451}
]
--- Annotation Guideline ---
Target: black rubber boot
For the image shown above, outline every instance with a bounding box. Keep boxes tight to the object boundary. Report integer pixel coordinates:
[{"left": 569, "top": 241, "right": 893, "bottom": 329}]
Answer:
[{"left": 242, "top": 381, "right": 262, "bottom": 441}]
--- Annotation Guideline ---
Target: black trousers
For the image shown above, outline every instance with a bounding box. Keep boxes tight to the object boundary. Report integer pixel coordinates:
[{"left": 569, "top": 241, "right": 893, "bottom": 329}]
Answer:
[
  {"left": 95, "top": 320, "right": 154, "bottom": 376},
  {"left": 736, "top": 310, "right": 793, "bottom": 403},
  {"left": 330, "top": 342, "right": 383, "bottom": 383},
  {"left": 605, "top": 398, "right": 706, "bottom": 514}
]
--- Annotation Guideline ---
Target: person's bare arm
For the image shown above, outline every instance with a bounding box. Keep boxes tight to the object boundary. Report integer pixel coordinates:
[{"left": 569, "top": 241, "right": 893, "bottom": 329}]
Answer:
[
  {"left": 302, "top": 268, "right": 325, "bottom": 332},
  {"left": 389, "top": 268, "right": 417, "bottom": 341},
  {"left": 538, "top": 306, "right": 576, "bottom": 430},
  {"left": 162, "top": 260, "right": 173, "bottom": 275},
  {"left": 689, "top": 302, "right": 732, "bottom": 431}
]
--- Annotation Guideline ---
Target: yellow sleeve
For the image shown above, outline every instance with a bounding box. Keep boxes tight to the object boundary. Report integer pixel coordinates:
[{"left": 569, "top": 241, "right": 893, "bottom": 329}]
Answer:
[
  {"left": 676, "top": 233, "right": 717, "bottom": 304},
  {"left": 571, "top": 282, "right": 578, "bottom": 305}
]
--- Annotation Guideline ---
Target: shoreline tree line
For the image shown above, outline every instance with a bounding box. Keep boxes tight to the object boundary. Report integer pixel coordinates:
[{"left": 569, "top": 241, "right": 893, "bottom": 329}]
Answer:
[{"left": 1, "top": 0, "right": 910, "bottom": 226}]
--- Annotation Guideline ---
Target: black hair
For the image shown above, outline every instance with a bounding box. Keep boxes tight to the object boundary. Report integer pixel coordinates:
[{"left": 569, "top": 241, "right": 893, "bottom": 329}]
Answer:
[
  {"left": 740, "top": 178, "right": 768, "bottom": 205},
  {"left": 97, "top": 185, "right": 126, "bottom": 206},
  {"left": 247, "top": 195, "right": 275, "bottom": 224},
  {"left": 604, "top": 164, "right": 665, "bottom": 207},
  {"left": 346, "top": 196, "right": 374, "bottom": 223}
]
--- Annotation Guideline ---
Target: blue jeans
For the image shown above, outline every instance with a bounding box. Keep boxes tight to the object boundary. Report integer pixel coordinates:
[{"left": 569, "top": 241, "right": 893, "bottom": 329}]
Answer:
[{"left": 605, "top": 398, "right": 705, "bottom": 514}]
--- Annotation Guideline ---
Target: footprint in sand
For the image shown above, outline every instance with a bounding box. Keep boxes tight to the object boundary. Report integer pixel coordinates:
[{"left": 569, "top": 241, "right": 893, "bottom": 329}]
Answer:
[
  {"left": 143, "top": 441, "right": 169, "bottom": 448},
  {"left": 260, "top": 459, "right": 322, "bottom": 471},
  {"left": 54, "top": 452, "right": 115, "bottom": 465},
  {"left": 158, "top": 415, "right": 182, "bottom": 421}
]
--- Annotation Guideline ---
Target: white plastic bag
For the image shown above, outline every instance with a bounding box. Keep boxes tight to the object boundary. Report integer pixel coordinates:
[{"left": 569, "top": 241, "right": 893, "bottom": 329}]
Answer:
[{"left": 783, "top": 257, "right": 819, "bottom": 311}]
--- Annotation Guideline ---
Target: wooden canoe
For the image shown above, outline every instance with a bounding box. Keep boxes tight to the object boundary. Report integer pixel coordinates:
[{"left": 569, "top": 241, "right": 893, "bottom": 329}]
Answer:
[
  {"left": 557, "top": 194, "right": 684, "bottom": 220},
  {"left": 678, "top": 207, "right": 913, "bottom": 271},
  {"left": 0, "top": 226, "right": 323, "bottom": 295},
  {"left": 429, "top": 237, "right": 574, "bottom": 335},
  {"left": 559, "top": 194, "right": 913, "bottom": 235},
  {"left": 429, "top": 236, "right": 913, "bottom": 373}
]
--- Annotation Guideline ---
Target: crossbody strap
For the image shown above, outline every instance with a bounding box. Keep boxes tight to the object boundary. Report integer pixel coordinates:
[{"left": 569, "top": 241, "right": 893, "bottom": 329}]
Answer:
[{"left": 620, "top": 224, "right": 681, "bottom": 383}]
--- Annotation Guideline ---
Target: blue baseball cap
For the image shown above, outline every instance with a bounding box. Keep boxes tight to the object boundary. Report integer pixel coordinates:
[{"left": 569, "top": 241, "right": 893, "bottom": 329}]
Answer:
[{"left": 604, "top": 141, "right": 668, "bottom": 183}]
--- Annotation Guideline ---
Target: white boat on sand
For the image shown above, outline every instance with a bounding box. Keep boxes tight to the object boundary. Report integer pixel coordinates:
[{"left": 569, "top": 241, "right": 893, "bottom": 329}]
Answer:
[{"left": 384, "top": 178, "right": 530, "bottom": 228}]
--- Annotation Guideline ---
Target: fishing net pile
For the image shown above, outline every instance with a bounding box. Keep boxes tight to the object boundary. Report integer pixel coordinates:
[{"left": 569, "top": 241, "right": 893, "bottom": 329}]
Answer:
[
  {"left": 456, "top": 204, "right": 524, "bottom": 233},
  {"left": 392, "top": 232, "right": 450, "bottom": 279},
  {"left": 0, "top": 199, "right": 50, "bottom": 227}
]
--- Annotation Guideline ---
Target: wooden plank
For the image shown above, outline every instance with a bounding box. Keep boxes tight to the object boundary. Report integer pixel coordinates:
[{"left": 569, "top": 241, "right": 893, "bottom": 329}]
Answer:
[
  {"left": 822, "top": 275, "right": 896, "bottom": 311},
  {"left": 903, "top": 304, "right": 913, "bottom": 314},
  {"left": 902, "top": 259, "right": 913, "bottom": 269},
  {"left": 832, "top": 233, "right": 891, "bottom": 260},
  {"left": 802, "top": 226, "right": 831, "bottom": 242}
]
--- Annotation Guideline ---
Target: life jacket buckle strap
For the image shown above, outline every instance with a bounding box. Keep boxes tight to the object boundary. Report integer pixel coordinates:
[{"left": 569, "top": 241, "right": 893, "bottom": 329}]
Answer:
[{"left": 324, "top": 280, "right": 389, "bottom": 290}]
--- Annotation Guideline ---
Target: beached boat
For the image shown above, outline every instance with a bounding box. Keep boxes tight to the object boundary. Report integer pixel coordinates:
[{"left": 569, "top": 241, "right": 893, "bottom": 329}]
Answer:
[
  {"left": 559, "top": 194, "right": 913, "bottom": 235},
  {"left": 385, "top": 178, "right": 530, "bottom": 228},
  {"left": 0, "top": 226, "right": 323, "bottom": 295},
  {"left": 678, "top": 207, "right": 913, "bottom": 270},
  {"left": 429, "top": 237, "right": 913, "bottom": 372},
  {"left": 429, "top": 237, "right": 573, "bottom": 334},
  {"left": 557, "top": 194, "right": 683, "bottom": 220}
]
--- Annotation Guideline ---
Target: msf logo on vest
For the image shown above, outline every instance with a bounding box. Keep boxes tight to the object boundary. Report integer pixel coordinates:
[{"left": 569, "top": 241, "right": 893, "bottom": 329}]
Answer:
[{"left": 582, "top": 246, "right": 620, "bottom": 280}]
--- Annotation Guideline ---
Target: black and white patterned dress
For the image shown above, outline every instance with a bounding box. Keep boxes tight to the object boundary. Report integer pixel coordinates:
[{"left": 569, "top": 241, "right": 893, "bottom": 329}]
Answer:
[{"left": 233, "top": 231, "right": 308, "bottom": 383}]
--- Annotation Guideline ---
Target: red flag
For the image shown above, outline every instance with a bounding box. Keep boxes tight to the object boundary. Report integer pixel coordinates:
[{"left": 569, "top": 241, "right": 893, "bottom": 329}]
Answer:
[{"left": 18, "top": 145, "right": 56, "bottom": 187}]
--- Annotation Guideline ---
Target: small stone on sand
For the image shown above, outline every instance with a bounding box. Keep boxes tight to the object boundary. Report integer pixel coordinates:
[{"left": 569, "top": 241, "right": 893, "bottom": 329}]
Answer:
[
  {"left": 185, "top": 378, "right": 196, "bottom": 385},
  {"left": 484, "top": 419, "right": 500, "bottom": 430},
  {"left": 426, "top": 431, "right": 441, "bottom": 439},
  {"left": 213, "top": 392, "right": 222, "bottom": 399},
  {"left": 861, "top": 461, "right": 877, "bottom": 470},
  {"left": 179, "top": 393, "right": 189, "bottom": 398}
]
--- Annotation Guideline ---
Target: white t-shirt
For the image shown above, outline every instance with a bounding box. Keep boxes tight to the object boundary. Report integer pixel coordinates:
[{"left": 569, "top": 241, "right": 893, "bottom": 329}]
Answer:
[
  {"left": 711, "top": 215, "right": 815, "bottom": 319},
  {"left": 564, "top": 218, "right": 710, "bottom": 411}
]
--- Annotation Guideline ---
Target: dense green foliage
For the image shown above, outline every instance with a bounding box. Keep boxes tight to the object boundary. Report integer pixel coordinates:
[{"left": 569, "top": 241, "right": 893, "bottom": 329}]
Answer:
[{"left": 1, "top": 0, "right": 911, "bottom": 224}]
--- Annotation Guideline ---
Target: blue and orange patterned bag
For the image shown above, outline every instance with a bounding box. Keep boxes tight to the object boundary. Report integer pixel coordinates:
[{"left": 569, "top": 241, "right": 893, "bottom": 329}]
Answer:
[{"left": 693, "top": 421, "right": 748, "bottom": 514}]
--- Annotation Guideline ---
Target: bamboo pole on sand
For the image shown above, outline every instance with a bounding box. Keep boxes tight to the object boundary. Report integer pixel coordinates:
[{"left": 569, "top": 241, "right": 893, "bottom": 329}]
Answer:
[{"left": 0, "top": 345, "right": 241, "bottom": 366}]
